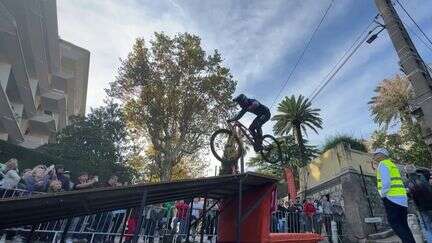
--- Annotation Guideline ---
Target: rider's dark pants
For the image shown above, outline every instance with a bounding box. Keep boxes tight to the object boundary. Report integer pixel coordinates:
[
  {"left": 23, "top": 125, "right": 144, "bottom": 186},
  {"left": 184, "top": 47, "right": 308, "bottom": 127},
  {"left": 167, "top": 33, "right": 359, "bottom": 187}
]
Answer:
[{"left": 249, "top": 110, "right": 271, "bottom": 142}]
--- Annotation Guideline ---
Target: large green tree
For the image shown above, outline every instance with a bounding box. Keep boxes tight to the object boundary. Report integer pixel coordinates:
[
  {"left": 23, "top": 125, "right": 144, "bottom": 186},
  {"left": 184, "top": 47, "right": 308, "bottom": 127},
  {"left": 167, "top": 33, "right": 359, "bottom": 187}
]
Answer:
[
  {"left": 131, "top": 144, "right": 208, "bottom": 182},
  {"left": 272, "top": 95, "right": 322, "bottom": 164},
  {"left": 248, "top": 135, "right": 318, "bottom": 180},
  {"left": 369, "top": 75, "right": 432, "bottom": 167},
  {"left": 108, "top": 32, "right": 236, "bottom": 181},
  {"left": 370, "top": 125, "right": 432, "bottom": 167},
  {"left": 38, "top": 102, "right": 135, "bottom": 181}
]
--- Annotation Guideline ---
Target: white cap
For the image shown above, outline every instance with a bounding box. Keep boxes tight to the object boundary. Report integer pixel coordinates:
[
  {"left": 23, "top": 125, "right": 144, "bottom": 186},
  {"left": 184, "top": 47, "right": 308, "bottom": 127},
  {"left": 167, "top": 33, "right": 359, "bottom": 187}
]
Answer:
[{"left": 373, "top": 148, "right": 389, "bottom": 157}]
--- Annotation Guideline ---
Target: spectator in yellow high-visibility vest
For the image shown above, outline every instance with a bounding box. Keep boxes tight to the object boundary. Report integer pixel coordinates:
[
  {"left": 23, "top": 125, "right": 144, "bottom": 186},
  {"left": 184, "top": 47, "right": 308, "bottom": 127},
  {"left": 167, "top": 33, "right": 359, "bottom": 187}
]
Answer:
[{"left": 372, "top": 148, "right": 415, "bottom": 243}]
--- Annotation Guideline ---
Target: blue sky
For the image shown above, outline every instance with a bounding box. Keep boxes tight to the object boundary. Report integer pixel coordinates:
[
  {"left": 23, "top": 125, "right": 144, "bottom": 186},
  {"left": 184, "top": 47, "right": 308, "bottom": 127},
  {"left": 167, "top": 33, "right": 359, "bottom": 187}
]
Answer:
[{"left": 57, "top": 0, "right": 432, "bottom": 172}]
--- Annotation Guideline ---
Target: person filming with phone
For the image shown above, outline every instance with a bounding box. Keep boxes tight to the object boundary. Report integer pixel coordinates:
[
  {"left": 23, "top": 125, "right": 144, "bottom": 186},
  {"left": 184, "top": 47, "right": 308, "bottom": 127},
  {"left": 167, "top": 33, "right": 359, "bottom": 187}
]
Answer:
[{"left": 74, "top": 172, "right": 98, "bottom": 190}]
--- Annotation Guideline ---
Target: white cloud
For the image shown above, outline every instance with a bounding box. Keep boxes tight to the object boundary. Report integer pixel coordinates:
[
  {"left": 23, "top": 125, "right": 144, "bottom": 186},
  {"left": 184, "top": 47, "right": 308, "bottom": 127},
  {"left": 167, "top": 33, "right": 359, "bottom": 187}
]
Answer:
[
  {"left": 57, "top": 0, "right": 189, "bottom": 109},
  {"left": 57, "top": 0, "right": 432, "bottom": 175}
]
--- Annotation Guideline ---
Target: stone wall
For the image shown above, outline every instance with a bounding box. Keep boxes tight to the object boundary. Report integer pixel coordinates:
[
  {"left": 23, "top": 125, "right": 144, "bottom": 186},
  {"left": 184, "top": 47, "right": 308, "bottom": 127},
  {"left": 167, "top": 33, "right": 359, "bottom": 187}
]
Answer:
[
  {"left": 301, "top": 170, "right": 388, "bottom": 242},
  {"left": 340, "top": 171, "right": 388, "bottom": 241},
  {"left": 357, "top": 171, "right": 387, "bottom": 221},
  {"left": 304, "top": 178, "right": 344, "bottom": 207}
]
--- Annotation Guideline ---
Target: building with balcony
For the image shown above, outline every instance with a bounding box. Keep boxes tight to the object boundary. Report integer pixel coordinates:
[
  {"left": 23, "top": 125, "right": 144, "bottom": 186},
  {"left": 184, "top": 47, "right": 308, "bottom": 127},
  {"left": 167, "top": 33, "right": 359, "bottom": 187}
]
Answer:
[{"left": 0, "top": 0, "right": 89, "bottom": 148}]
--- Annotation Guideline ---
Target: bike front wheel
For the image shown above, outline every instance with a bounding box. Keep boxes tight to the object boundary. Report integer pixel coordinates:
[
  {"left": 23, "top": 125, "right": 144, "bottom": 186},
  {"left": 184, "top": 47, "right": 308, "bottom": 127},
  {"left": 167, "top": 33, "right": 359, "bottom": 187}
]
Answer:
[
  {"left": 260, "top": 134, "right": 282, "bottom": 164},
  {"left": 210, "top": 129, "right": 243, "bottom": 163}
]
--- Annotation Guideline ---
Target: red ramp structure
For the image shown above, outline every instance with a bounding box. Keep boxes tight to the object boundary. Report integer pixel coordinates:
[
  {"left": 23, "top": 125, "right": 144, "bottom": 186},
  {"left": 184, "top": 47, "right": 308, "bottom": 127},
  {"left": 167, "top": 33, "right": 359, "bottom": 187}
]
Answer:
[{"left": 218, "top": 177, "right": 322, "bottom": 243}]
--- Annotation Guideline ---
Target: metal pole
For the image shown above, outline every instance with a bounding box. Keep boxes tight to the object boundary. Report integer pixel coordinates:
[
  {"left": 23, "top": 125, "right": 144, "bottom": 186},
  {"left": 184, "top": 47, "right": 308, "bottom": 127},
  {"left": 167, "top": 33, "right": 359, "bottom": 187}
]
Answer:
[
  {"left": 238, "top": 126, "right": 245, "bottom": 174},
  {"left": 119, "top": 209, "right": 131, "bottom": 243},
  {"left": 298, "top": 138, "right": 308, "bottom": 200},
  {"left": 60, "top": 218, "right": 72, "bottom": 243},
  {"left": 26, "top": 224, "right": 36, "bottom": 243},
  {"left": 240, "top": 153, "right": 245, "bottom": 174},
  {"left": 200, "top": 197, "right": 208, "bottom": 243},
  {"left": 51, "top": 232, "right": 57, "bottom": 243},
  {"left": 375, "top": 0, "right": 432, "bottom": 154},
  {"left": 132, "top": 189, "right": 148, "bottom": 243},
  {"left": 186, "top": 198, "right": 194, "bottom": 243},
  {"left": 303, "top": 171, "right": 309, "bottom": 200},
  {"left": 236, "top": 178, "right": 243, "bottom": 243},
  {"left": 359, "top": 165, "right": 378, "bottom": 232},
  {"left": 89, "top": 233, "right": 95, "bottom": 243}
]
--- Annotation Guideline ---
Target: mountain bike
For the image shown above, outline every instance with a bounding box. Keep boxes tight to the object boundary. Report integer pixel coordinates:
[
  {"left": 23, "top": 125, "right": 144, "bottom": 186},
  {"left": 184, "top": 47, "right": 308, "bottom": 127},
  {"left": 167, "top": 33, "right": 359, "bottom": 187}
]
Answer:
[{"left": 210, "top": 120, "right": 282, "bottom": 164}]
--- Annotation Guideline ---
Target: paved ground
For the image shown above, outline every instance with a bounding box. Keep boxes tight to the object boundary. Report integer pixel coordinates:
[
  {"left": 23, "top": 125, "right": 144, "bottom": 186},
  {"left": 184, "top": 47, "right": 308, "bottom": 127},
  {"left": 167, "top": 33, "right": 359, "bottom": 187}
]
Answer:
[{"left": 318, "top": 235, "right": 403, "bottom": 243}]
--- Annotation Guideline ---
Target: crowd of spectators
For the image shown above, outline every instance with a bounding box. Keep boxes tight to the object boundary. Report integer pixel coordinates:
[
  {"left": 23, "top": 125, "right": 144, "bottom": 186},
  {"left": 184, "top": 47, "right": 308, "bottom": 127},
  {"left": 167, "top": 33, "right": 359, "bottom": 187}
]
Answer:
[
  {"left": 272, "top": 195, "right": 344, "bottom": 242},
  {"left": 0, "top": 157, "right": 126, "bottom": 196},
  {"left": 0, "top": 157, "right": 221, "bottom": 242}
]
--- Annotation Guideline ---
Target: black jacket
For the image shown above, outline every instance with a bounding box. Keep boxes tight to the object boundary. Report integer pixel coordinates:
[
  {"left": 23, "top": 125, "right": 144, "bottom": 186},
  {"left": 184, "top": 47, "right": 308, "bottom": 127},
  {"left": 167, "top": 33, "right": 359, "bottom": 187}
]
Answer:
[
  {"left": 233, "top": 98, "right": 270, "bottom": 120},
  {"left": 407, "top": 172, "right": 432, "bottom": 211}
]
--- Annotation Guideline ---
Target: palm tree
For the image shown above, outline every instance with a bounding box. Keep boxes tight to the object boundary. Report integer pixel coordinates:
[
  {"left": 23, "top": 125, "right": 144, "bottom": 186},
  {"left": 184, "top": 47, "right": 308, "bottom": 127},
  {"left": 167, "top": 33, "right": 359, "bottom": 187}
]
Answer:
[
  {"left": 369, "top": 75, "right": 414, "bottom": 130},
  {"left": 272, "top": 95, "right": 322, "bottom": 164}
]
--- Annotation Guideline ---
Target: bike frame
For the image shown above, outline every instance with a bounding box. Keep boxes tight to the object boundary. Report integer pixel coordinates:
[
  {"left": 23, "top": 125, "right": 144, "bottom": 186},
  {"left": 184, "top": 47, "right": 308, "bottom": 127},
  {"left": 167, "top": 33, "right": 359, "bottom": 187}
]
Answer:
[{"left": 230, "top": 121, "right": 256, "bottom": 146}]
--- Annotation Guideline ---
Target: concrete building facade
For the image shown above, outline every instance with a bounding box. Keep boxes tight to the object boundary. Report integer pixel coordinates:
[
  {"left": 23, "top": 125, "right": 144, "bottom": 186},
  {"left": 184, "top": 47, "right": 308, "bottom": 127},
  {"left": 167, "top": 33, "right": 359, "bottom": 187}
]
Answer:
[
  {"left": 0, "top": 0, "right": 89, "bottom": 148},
  {"left": 298, "top": 143, "right": 403, "bottom": 241}
]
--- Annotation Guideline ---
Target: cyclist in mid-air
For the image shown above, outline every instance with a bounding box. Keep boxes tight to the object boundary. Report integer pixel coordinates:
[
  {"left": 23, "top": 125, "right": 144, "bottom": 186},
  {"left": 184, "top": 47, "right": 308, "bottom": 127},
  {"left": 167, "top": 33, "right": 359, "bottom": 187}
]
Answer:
[{"left": 228, "top": 94, "right": 271, "bottom": 151}]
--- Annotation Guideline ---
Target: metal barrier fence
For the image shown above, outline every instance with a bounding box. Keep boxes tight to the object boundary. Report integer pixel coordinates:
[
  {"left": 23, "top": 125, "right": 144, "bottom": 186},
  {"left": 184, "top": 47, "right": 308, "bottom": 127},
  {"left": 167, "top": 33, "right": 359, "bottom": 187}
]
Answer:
[
  {"left": 0, "top": 188, "right": 43, "bottom": 199},
  {"left": 0, "top": 189, "right": 219, "bottom": 243},
  {"left": 270, "top": 211, "right": 344, "bottom": 242}
]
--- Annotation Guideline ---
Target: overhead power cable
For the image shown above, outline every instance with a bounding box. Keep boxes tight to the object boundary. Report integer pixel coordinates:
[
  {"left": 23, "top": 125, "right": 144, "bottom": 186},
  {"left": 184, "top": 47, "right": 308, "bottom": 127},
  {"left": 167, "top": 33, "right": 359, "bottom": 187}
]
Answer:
[
  {"left": 397, "top": 9, "right": 432, "bottom": 76},
  {"left": 395, "top": 0, "right": 432, "bottom": 47},
  {"left": 405, "top": 25, "right": 432, "bottom": 54},
  {"left": 308, "top": 15, "right": 379, "bottom": 102},
  {"left": 269, "top": 0, "right": 334, "bottom": 110}
]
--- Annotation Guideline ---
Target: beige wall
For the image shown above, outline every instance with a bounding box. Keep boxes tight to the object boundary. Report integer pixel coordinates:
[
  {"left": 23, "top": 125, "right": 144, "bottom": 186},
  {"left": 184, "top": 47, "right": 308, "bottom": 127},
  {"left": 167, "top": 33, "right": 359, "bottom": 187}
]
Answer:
[{"left": 299, "top": 143, "right": 375, "bottom": 191}]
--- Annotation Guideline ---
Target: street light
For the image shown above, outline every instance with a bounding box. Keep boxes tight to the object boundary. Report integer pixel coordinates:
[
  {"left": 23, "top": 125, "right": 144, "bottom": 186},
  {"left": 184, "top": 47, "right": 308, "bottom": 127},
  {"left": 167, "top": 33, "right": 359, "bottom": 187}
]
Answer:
[
  {"left": 366, "top": 27, "right": 386, "bottom": 44},
  {"left": 366, "top": 33, "right": 379, "bottom": 44},
  {"left": 366, "top": 20, "right": 386, "bottom": 44}
]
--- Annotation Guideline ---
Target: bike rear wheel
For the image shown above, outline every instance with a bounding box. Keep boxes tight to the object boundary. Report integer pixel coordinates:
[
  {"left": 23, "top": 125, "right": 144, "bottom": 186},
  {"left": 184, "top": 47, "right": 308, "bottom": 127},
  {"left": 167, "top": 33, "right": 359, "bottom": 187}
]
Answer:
[
  {"left": 210, "top": 129, "right": 242, "bottom": 163},
  {"left": 260, "top": 134, "right": 282, "bottom": 163}
]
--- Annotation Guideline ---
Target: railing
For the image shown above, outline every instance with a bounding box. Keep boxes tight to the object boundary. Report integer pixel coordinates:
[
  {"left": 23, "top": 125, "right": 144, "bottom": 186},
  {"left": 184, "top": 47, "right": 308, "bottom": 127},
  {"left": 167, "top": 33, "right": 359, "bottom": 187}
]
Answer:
[
  {"left": 0, "top": 188, "right": 44, "bottom": 199},
  {"left": 270, "top": 211, "right": 344, "bottom": 242},
  {"left": 0, "top": 189, "right": 219, "bottom": 243},
  {"left": 2, "top": 207, "right": 219, "bottom": 242}
]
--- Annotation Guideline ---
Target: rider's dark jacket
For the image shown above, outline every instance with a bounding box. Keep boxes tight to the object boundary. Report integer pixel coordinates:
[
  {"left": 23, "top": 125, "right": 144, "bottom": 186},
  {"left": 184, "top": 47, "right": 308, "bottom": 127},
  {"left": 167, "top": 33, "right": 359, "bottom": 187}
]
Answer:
[{"left": 232, "top": 98, "right": 270, "bottom": 120}]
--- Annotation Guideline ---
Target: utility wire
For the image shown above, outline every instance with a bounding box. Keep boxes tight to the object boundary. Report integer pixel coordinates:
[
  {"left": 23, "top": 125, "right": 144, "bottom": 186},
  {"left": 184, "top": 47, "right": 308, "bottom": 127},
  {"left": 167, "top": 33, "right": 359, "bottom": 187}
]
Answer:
[
  {"left": 269, "top": 0, "right": 334, "bottom": 110},
  {"left": 309, "top": 36, "right": 366, "bottom": 101},
  {"left": 400, "top": 13, "right": 432, "bottom": 76},
  {"left": 308, "top": 15, "right": 379, "bottom": 102},
  {"left": 406, "top": 24, "right": 432, "bottom": 54},
  {"left": 395, "top": 0, "right": 432, "bottom": 46},
  {"left": 308, "top": 16, "right": 377, "bottom": 100},
  {"left": 404, "top": 22, "right": 432, "bottom": 76}
]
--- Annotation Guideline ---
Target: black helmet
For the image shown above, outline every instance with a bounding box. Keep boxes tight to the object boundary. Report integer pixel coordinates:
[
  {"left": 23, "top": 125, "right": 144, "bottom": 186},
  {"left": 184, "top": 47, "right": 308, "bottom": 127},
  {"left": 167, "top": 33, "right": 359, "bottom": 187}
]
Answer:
[{"left": 233, "top": 94, "right": 247, "bottom": 103}]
